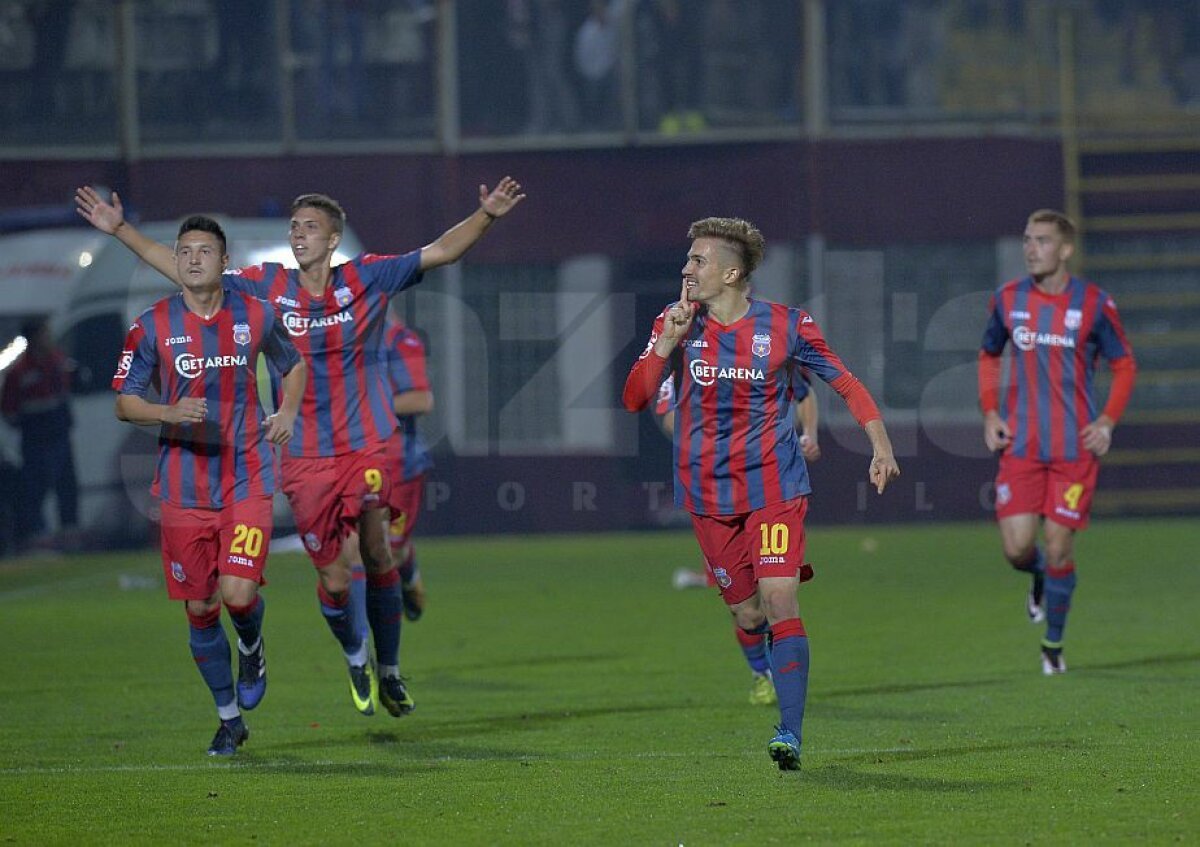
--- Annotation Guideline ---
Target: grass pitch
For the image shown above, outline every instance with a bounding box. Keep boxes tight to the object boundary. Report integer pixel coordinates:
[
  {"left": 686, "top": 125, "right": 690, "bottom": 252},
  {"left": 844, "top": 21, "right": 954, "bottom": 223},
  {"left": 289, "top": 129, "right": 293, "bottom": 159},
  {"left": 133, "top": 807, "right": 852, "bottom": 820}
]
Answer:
[{"left": 0, "top": 519, "right": 1196, "bottom": 844}]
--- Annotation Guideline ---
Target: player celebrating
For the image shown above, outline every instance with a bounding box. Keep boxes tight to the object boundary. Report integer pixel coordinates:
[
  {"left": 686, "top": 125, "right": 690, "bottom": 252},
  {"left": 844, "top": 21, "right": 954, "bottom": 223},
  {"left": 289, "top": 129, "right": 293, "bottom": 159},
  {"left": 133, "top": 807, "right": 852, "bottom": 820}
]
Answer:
[
  {"left": 346, "top": 314, "right": 435, "bottom": 651},
  {"left": 379, "top": 315, "right": 434, "bottom": 619},
  {"left": 979, "top": 209, "right": 1136, "bottom": 675},
  {"left": 77, "top": 177, "right": 524, "bottom": 718},
  {"left": 660, "top": 372, "right": 821, "bottom": 707},
  {"left": 112, "top": 216, "right": 305, "bottom": 755},
  {"left": 623, "top": 217, "right": 900, "bottom": 771}
]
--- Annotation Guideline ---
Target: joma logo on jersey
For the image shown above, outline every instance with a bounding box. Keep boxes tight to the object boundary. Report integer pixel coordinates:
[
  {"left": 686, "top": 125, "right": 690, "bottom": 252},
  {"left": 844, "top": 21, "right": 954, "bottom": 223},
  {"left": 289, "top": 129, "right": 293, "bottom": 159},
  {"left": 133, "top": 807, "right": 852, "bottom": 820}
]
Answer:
[
  {"left": 174, "top": 352, "right": 248, "bottom": 379},
  {"left": 282, "top": 310, "right": 353, "bottom": 337},
  {"left": 274, "top": 296, "right": 301, "bottom": 307},
  {"left": 165, "top": 335, "right": 193, "bottom": 346},
  {"left": 689, "top": 359, "right": 765, "bottom": 387},
  {"left": 1012, "top": 325, "right": 1075, "bottom": 352}
]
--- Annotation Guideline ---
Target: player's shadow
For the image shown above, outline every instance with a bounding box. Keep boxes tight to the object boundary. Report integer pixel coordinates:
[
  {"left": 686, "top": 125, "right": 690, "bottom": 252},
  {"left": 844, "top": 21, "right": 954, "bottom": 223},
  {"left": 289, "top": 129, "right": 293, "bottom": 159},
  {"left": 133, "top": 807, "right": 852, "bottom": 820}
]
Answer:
[
  {"left": 832, "top": 737, "right": 1073, "bottom": 768},
  {"left": 1074, "top": 651, "right": 1200, "bottom": 672},
  {"left": 206, "top": 749, "right": 527, "bottom": 774},
  {"left": 437, "top": 651, "right": 626, "bottom": 673},
  {"left": 384, "top": 702, "right": 683, "bottom": 741},
  {"left": 819, "top": 677, "right": 1006, "bottom": 699},
  {"left": 803, "top": 762, "right": 1014, "bottom": 793}
]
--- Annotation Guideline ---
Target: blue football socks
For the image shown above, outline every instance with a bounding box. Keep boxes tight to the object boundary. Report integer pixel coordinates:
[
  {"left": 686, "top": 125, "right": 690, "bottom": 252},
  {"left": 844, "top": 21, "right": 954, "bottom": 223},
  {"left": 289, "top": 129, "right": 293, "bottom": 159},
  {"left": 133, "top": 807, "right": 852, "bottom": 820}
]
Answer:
[
  {"left": 1044, "top": 562, "right": 1077, "bottom": 644},
  {"left": 187, "top": 609, "right": 235, "bottom": 713},
  {"left": 769, "top": 618, "right": 810, "bottom": 742},
  {"left": 367, "top": 568, "right": 403, "bottom": 671}
]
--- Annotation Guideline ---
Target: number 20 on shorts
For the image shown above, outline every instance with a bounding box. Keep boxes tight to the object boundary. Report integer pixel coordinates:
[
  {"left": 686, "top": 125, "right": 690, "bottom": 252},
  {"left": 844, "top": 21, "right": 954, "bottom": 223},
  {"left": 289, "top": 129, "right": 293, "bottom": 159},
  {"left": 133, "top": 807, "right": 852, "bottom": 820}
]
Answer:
[
  {"left": 230, "top": 524, "right": 264, "bottom": 557},
  {"left": 759, "top": 522, "right": 789, "bottom": 556}
]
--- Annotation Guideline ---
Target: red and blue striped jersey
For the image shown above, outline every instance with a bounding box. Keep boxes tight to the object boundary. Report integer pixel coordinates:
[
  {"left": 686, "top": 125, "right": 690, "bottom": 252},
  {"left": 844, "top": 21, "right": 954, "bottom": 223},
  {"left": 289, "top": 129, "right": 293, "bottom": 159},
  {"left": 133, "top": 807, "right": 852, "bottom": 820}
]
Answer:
[
  {"left": 981, "top": 275, "right": 1135, "bottom": 462},
  {"left": 224, "top": 252, "right": 423, "bottom": 458},
  {"left": 637, "top": 298, "right": 855, "bottom": 516},
  {"left": 383, "top": 318, "right": 432, "bottom": 481},
  {"left": 112, "top": 290, "right": 301, "bottom": 509}
]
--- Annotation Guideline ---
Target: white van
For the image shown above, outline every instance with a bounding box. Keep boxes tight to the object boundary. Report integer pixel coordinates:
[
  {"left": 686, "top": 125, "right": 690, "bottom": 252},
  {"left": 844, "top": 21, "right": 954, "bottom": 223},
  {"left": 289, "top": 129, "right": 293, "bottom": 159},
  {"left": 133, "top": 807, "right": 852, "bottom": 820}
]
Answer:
[{"left": 52, "top": 217, "right": 363, "bottom": 544}]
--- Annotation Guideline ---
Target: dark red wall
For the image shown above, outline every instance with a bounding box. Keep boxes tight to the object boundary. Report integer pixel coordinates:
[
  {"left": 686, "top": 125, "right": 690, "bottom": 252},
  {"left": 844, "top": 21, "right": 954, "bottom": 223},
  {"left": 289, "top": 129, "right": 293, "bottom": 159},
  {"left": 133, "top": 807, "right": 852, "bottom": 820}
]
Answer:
[{"left": 2, "top": 137, "right": 1063, "bottom": 253}]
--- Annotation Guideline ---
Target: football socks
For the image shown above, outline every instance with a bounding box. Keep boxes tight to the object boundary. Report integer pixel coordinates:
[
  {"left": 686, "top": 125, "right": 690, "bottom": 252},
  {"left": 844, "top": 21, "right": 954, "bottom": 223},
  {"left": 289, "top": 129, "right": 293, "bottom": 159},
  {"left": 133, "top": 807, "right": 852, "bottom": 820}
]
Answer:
[
  {"left": 187, "top": 608, "right": 236, "bottom": 712},
  {"left": 1044, "top": 562, "right": 1077, "bottom": 645},
  {"left": 769, "top": 618, "right": 809, "bottom": 743},
  {"left": 366, "top": 568, "right": 403, "bottom": 669}
]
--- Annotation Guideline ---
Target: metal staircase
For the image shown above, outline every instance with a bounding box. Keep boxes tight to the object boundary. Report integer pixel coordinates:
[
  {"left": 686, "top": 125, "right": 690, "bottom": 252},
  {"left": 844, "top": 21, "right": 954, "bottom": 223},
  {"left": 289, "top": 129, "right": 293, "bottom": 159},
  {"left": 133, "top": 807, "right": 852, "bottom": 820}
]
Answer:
[{"left": 1058, "top": 10, "right": 1200, "bottom": 516}]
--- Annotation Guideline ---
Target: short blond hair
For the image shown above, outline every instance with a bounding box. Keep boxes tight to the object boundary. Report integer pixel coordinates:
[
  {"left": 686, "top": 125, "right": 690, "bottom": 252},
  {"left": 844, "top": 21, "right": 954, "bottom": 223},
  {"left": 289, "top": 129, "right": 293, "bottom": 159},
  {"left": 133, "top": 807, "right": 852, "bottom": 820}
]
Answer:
[
  {"left": 687, "top": 217, "right": 765, "bottom": 277},
  {"left": 1027, "top": 209, "right": 1077, "bottom": 244}
]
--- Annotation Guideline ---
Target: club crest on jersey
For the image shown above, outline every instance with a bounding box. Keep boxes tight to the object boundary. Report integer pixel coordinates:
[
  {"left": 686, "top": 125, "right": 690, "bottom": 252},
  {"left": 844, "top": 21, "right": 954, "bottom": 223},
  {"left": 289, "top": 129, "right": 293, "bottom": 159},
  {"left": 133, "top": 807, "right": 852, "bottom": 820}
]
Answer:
[
  {"left": 1064, "top": 309, "right": 1082, "bottom": 331},
  {"left": 170, "top": 561, "right": 186, "bottom": 583},
  {"left": 233, "top": 322, "right": 251, "bottom": 346},
  {"left": 751, "top": 333, "right": 771, "bottom": 358},
  {"left": 334, "top": 286, "right": 354, "bottom": 308},
  {"left": 996, "top": 483, "right": 1011, "bottom": 507},
  {"left": 712, "top": 567, "right": 732, "bottom": 589}
]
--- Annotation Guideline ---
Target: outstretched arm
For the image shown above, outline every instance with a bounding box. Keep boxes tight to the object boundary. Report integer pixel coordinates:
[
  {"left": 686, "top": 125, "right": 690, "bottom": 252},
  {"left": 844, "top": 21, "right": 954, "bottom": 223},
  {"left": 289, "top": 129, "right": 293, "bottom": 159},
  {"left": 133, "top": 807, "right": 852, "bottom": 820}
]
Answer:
[
  {"left": 75, "top": 187, "right": 179, "bottom": 285},
  {"left": 419, "top": 177, "right": 526, "bottom": 271}
]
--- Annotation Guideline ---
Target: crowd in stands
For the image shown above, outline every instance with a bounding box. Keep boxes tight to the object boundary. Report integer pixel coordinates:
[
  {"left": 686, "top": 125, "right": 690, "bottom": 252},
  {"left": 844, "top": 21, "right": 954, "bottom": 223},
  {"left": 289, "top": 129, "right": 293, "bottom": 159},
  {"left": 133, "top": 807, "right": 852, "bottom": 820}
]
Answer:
[{"left": 0, "top": 0, "right": 1196, "bottom": 147}]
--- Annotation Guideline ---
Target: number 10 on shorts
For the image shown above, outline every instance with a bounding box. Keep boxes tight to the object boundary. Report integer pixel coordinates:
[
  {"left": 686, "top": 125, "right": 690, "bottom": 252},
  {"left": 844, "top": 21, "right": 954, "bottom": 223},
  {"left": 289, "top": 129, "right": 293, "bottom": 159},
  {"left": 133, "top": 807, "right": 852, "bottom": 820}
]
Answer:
[{"left": 759, "top": 522, "right": 789, "bottom": 555}]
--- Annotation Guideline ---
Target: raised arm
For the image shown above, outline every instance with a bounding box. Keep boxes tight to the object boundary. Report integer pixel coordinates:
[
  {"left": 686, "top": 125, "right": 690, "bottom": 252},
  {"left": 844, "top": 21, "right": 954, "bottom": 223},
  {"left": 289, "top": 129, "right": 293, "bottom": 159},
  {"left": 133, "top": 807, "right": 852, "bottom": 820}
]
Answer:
[
  {"left": 419, "top": 177, "right": 526, "bottom": 271},
  {"left": 75, "top": 187, "right": 179, "bottom": 285}
]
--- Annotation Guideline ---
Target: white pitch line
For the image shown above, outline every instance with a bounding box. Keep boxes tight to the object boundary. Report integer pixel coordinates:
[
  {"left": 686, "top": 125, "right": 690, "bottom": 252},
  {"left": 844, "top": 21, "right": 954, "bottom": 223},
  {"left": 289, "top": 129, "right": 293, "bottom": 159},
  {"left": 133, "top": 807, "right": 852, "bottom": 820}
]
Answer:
[{"left": 0, "top": 748, "right": 917, "bottom": 776}]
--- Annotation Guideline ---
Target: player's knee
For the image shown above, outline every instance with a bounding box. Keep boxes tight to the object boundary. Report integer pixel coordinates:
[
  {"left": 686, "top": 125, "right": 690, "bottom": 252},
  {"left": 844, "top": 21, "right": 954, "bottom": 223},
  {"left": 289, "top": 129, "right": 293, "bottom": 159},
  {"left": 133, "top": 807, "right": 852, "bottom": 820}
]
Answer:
[
  {"left": 185, "top": 598, "right": 220, "bottom": 624},
  {"left": 734, "top": 607, "right": 766, "bottom": 633},
  {"left": 1043, "top": 545, "right": 1072, "bottom": 569},
  {"left": 317, "top": 563, "right": 351, "bottom": 594},
  {"left": 221, "top": 582, "right": 258, "bottom": 609},
  {"left": 1003, "top": 541, "right": 1036, "bottom": 567},
  {"left": 361, "top": 539, "right": 394, "bottom": 573}
]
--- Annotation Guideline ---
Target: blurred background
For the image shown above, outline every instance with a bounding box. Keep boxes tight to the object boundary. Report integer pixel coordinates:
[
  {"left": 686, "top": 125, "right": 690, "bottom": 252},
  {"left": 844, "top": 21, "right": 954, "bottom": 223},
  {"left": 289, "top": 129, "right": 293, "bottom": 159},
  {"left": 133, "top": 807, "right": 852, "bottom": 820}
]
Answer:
[{"left": 0, "top": 0, "right": 1197, "bottom": 555}]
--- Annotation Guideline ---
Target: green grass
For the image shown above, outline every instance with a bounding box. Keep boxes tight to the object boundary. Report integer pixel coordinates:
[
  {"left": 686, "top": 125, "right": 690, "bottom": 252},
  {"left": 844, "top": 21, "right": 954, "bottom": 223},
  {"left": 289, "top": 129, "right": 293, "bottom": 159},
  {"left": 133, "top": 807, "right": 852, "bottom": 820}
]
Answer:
[{"left": 1, "top": 519, "right": 1196, "bottom": 844}]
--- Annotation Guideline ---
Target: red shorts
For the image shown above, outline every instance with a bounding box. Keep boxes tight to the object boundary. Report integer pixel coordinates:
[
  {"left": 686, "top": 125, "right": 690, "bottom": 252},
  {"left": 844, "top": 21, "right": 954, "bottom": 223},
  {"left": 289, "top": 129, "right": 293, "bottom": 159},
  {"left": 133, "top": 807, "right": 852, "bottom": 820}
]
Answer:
[
  {"left": 689, "top": 497, "right": 809, "bottom": 606},
  {"left": 386, "top": 473, "right": 425, "bottom": 550},
  {"left": 995, "top": 453, "right": 1099, "bottom": 530},
  {"left": 281, "top": 444, "right": 391, "bottom": 568},
  {"left": 159, "top": 496, "right": 273, "bottom": 601}
]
